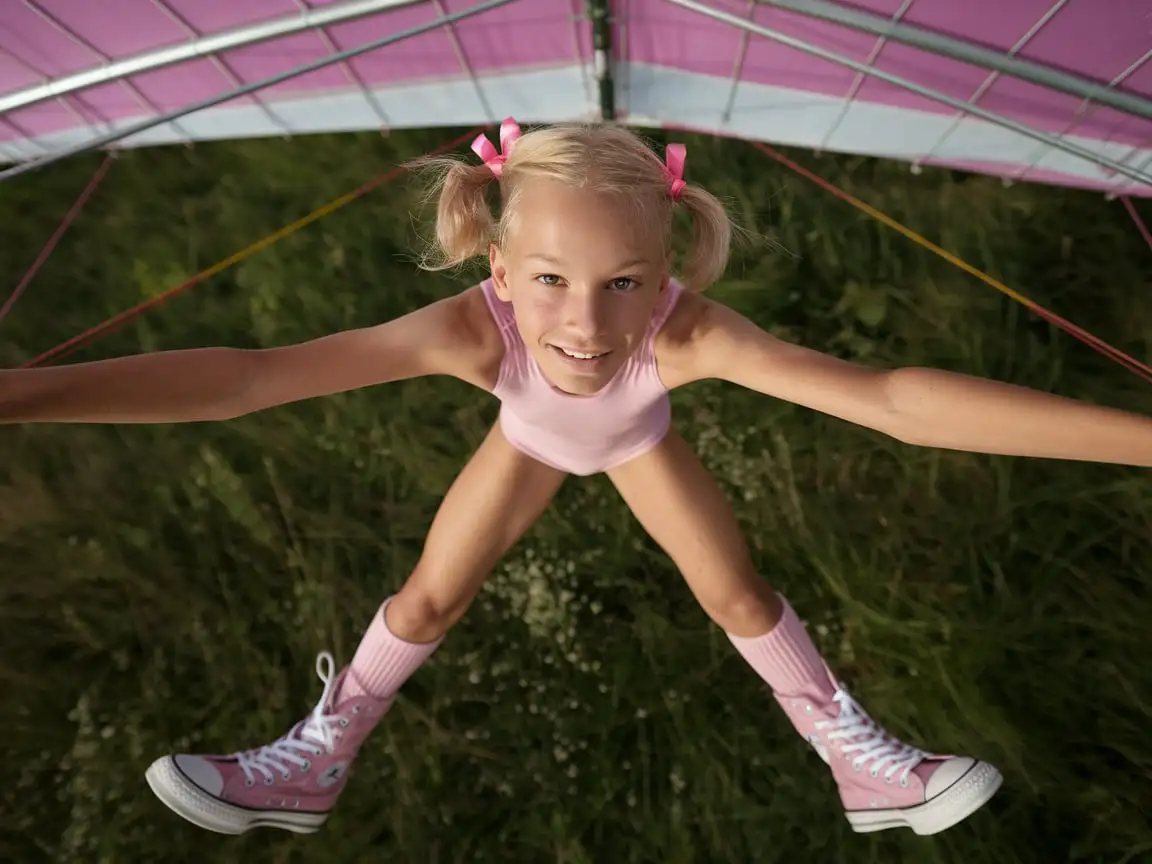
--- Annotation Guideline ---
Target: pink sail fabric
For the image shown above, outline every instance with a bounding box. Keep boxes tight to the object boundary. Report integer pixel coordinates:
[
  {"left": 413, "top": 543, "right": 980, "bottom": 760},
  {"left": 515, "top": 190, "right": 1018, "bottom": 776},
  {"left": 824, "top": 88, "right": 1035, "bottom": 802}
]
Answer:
[{"left": 0, "top": 0, "right": 1148, "bottom": 196}]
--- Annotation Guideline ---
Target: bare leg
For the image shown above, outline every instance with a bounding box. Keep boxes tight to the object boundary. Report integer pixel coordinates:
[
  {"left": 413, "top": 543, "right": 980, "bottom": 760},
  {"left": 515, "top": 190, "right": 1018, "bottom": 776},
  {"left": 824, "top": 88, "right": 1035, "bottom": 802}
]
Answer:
[
  {"left": 607, "top": 428, "right": 781, "bottom": 637},
  {"left": 386, "top": 420, "right": 568, "bottom": 643},
  {"left": 145, "top": 421, "right": 567, "bottom": 835},
  {"left": 607, "top": 429, "right": 1003, "bottom": 836}
]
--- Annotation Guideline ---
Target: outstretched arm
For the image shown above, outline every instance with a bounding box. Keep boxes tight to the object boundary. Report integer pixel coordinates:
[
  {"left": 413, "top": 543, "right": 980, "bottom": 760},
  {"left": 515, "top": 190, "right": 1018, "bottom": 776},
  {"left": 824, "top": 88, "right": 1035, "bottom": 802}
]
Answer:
[
  {"left": 877, "top": 365, "right": 1151, "bottom": 465},
  {"left": 0, "top": 286, "right": 502, "bottom": 425},
  {"left": 661, "top": 296, "right": 1152, "bottom": 468}
]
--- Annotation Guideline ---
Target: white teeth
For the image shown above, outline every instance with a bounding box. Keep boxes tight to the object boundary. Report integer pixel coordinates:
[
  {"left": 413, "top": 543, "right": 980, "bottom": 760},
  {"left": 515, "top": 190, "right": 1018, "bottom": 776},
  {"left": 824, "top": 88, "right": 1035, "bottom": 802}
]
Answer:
[{"left": 558, "top": 347, "right": 603, "bottom": 360}]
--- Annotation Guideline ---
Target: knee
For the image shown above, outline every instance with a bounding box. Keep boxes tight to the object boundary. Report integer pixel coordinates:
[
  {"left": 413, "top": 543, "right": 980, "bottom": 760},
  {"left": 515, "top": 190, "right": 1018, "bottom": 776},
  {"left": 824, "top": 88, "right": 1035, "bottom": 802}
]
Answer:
[
  {"left": 699, "top": 579, "right": 782, "bottom": 637},
  {"left": 387, "top": 574, "right": 473, "bottom": 643}
]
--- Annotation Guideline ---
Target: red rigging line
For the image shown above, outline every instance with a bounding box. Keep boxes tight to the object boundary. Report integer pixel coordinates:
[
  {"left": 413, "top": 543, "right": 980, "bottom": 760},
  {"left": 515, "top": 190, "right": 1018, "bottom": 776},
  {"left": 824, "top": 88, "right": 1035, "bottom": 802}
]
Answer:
[
  {"left": 20, "top": 126, "right": 489, "bottom": 369},
  {"left": 1121, "top": 197, "right": 1152, "bottom": 253},
  {"left": 1, "top": 153, "right": 114, "bottom": 326},
  {"left": 747, "top": 139, "right": 1152, "bottom": 385},
  {"left": 13, "top": 121, "right": 1149, "bottom": 385}
]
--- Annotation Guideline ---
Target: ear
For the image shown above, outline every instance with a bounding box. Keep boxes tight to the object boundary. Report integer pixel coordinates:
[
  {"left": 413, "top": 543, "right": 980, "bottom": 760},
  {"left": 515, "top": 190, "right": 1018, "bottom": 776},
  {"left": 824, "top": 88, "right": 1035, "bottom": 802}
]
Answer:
[{"left": 489, "top": 243, "right": 511, "bottom": 301}]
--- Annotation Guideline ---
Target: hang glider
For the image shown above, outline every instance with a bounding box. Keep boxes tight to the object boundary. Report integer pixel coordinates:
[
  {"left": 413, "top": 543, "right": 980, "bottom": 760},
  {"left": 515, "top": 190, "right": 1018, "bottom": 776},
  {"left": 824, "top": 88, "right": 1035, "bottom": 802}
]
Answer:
[{"left": 0, "top": 0, "right": 1148, "bottom": 194}]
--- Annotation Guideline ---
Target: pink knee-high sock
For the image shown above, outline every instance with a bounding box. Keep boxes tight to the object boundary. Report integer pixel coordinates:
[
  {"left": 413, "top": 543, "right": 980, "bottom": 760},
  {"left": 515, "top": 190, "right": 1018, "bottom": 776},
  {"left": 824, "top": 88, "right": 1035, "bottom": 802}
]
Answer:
[
  {"left": 726, "top": 594, "right": 837, "bottom": 699},
  {"left": 339, "top": 597, "right": 443, "bottom": 702}
]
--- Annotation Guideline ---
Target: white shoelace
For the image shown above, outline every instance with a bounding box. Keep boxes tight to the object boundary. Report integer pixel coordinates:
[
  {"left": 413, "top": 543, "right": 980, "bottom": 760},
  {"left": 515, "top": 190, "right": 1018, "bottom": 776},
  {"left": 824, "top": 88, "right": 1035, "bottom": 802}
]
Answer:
[
  {"left": 233, "top": 652, "right": 347, "bottom": 787},
  {"left": 815, "top": 689, "right": 925, "bottom": 787}
]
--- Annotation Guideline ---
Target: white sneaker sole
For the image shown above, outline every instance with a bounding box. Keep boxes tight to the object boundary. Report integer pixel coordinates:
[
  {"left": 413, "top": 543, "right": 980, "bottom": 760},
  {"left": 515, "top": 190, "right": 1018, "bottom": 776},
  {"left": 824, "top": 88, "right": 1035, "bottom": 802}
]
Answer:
[
  {"left": 846, "top": 760, "right": 1003, "bottom": 836},
  {"left": 145, "top": 756, "right": 330, "bottom": 835}
]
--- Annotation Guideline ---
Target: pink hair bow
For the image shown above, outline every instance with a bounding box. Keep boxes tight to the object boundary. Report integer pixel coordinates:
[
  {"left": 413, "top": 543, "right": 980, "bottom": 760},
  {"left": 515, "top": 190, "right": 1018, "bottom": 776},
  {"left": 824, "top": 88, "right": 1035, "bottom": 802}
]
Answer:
[
  {"left": 472, "top": 117, "right": 522, "bottom": 177},
  {"left": 664, "top": 142, "right": 687, "bottom": 202}
]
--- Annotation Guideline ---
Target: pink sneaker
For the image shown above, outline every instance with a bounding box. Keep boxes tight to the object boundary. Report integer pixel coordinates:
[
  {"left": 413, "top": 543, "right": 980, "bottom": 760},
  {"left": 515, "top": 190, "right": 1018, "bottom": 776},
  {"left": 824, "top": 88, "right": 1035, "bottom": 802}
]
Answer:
[
  {"left": 145, "top": 652, "right": 389, "bottom": 834},
  {"left": 777, "top": 679, "right": 1003, "bottom": 835}
]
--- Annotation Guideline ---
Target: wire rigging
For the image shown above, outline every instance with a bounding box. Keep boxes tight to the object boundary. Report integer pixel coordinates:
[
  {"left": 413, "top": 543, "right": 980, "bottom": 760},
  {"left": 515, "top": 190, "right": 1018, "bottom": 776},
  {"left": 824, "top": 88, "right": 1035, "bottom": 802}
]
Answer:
[
  {"left": 0, "top": 152, "right": 114, "bottom": 326},
  {"left": 20, "top": 127, "right": 487, "bottom": 369},
  {"left": 10, "top": 122, "right": 1148, "bottom": 386},
  {"left": 749, "top": 140, "right": 1152, "bottom": 384}
]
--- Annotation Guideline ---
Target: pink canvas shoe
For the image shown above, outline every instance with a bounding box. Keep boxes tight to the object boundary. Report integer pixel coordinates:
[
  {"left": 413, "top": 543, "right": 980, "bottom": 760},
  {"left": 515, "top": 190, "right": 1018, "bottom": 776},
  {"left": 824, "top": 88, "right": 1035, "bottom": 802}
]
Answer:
[
  {"left": 776, "top": 678, "right": 1003, "bottom": 835},
  {"left": 145, "top": 652, "right": 389, "bottom": 834}
]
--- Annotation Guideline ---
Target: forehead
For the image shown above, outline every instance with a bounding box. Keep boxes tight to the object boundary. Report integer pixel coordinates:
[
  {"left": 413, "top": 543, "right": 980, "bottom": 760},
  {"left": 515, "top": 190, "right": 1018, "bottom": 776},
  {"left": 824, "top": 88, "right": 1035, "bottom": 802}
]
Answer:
[{"left": 505, "top": 179, "right": 662, "bottom": 266}]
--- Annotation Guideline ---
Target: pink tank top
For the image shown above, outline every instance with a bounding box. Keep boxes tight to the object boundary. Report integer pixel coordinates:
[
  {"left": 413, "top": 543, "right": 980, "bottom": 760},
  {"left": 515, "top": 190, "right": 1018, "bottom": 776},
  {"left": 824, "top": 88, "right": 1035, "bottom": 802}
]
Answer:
[{"left": 479, "top": 278, "right": 685, "bottom": 475}]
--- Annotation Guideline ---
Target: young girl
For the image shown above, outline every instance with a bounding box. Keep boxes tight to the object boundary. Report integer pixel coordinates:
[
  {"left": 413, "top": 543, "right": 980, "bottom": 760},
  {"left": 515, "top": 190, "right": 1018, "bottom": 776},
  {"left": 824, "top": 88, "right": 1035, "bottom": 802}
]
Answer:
[{"left": 4, "top": 119, "right": 1150, "bottom": 840}]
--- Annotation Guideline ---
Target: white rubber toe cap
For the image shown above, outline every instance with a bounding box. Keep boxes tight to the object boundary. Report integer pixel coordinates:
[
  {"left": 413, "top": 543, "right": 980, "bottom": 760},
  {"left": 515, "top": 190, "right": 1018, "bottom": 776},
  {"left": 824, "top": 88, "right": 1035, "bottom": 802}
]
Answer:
[
  {"left": 173, "top": 755, "right": 225, "bottom": 796},
  {"left": 925, "top": 757, "right": 976, "bottom": 799}
]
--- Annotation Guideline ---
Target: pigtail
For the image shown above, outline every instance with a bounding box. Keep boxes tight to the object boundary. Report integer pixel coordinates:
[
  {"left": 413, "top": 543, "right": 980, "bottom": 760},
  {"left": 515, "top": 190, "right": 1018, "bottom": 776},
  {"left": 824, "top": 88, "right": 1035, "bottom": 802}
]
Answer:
[
  {"left": 405, "top": 155, "right": 498, "bottom": 271},
  {"left": 405, "top": 122, "right": 739, "bottom": 287},
  {"left": 675, "top": 183, "right": 733, "bottom": 291}
]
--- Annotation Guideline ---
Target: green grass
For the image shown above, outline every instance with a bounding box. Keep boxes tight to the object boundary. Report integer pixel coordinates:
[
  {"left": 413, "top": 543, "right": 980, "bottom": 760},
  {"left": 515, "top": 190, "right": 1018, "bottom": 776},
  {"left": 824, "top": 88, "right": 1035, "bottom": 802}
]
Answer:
[{"left": 1, "top": 126, "right": 1150, "bottom": 863}]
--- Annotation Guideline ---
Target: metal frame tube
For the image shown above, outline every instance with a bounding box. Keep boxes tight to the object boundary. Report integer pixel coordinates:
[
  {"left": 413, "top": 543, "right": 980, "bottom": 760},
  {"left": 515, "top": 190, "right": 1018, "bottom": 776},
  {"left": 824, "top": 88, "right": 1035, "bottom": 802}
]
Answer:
[
  {"left": 0, "top": 0, "right": 518, "bottom": 183},
  {"left": 587, "top": 0, "right": 616, "bottom": 120},
  {"left": 818, "top": 0, "right": 914, "bottom": 149},
  {"left": 664, "top": 0, "right": 1152, "bottom": 187},
  {"left": 148, "top": 0, "right": 294, "bottom": 133},
  {"left": 760, "top": 0, "right": 1152, "bottom": 122},
  {"left": 0, "top": 0, "right": 423, "bottom": 117},
  {"left": 289, "top": 0, "right": 393, "bottom": 128}
]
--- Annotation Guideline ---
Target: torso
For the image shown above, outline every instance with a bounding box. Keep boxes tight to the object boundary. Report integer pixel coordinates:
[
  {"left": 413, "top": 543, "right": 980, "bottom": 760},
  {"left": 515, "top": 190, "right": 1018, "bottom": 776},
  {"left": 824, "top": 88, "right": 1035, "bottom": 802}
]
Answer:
[{"left": 473, "top": 278, "right": 693, "bottom": 475}]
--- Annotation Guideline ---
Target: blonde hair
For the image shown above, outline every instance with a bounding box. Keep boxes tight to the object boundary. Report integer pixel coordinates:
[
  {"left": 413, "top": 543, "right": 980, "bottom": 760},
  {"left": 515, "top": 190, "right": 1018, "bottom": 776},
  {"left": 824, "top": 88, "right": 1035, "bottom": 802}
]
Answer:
[{"left": 406, "top": 121, "right": 734, "bottom": 290}]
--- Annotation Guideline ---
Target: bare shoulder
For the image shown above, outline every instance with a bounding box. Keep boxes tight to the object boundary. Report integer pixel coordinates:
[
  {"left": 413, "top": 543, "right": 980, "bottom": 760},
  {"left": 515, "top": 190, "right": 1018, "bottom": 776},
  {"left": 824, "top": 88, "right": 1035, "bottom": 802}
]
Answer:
[
  {"left": 652, "top": 290, "right": 730, "bottom": 389},
  {"left": 304, "top": 283, "right": 504, "bottom": 389},
  {"left": 654, "top": 291, "right": 897, "bottom": 434},
  {"left": 239, "top": 283, "right": 506, "bottom": 411},
  {"left": 431, "top": 284, "right": 506, "bottom": 389}
]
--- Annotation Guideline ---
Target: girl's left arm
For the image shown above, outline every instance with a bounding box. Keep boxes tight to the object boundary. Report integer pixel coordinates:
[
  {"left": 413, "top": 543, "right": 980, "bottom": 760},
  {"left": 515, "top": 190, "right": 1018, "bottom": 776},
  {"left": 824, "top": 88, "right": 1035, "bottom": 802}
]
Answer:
[{"left": 669, "top": 297, "right": 1152, "bottom": 468}]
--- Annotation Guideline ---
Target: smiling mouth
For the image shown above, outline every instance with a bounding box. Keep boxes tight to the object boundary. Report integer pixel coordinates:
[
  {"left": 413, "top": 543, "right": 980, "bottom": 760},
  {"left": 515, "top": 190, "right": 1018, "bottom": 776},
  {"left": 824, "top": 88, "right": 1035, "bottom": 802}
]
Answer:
[{"left": 551, "top": 345, "right": 611, "bottom": 361}]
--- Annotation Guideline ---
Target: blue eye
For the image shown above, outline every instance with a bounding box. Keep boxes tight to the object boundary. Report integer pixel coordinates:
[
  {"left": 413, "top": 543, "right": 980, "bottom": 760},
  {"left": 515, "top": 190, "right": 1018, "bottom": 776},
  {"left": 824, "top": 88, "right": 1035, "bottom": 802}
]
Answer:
[{"left": 533, "top": 274, "right": 636, "bottom": 290}]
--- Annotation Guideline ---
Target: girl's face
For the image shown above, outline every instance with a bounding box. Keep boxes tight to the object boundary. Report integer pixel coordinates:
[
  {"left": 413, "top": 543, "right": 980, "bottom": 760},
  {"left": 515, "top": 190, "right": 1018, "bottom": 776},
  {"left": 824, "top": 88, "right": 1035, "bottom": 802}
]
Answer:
[{"left": 489, "top": 179, "right": 669, "bottom": 396}]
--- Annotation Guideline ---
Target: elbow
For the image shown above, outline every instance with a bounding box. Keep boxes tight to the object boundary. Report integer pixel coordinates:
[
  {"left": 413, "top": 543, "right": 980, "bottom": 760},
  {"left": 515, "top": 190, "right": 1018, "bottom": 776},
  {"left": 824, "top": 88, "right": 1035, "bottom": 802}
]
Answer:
[
  {"left": 205, "top": 349, "right": 260, "bottom": 421},
  {"left": 879, "top": 367, "right": 929, "bottom": 446}
]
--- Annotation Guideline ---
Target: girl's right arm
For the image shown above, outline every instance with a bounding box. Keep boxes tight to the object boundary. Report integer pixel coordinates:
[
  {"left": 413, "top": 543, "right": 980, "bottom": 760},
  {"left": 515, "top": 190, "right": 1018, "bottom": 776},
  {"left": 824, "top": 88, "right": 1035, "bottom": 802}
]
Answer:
[{"left": 0, "top": 287, "right": 502, "bottom": 425}]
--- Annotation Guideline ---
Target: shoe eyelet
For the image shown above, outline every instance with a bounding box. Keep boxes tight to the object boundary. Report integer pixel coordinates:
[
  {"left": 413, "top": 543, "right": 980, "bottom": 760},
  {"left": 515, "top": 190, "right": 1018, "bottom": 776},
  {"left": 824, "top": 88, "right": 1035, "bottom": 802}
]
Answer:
[
  {"left": 352, "top": 706, "right": 361, "bottom": 714},
  {"left": 281, "top": 772, "right": 291, "bottom": 781},
  {"left": 884, "top": 777, "right": 892, "bottom": 785},
  {"left": 245, "top": 779, "right": 254, "bottom": 788},
  {"left": 869, "top": 769, "right": 879, "bottom": 779},
  {"left": 853, "top": 764, "right": 861, "bottom": 773},
  {"left": 264, "top": 776, "right": 274, "bottom": 786},
  {"left": 339, "top": 718, "right": 350, "bottom": 727},
  {"left": 301, "top": 761, "right": 311, "bottom": 772},
  {"left": 804, "top": 705, "right": 813, "bottom": 714},
  {"left": 900, "top": 777, "right": 909, "bottom": 789}
]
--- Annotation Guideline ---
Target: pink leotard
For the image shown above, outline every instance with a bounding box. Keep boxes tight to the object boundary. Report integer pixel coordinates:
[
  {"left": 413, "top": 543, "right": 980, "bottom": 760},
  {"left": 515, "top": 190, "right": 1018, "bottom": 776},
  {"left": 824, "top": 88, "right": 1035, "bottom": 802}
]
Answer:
[{"left": 479, "top": 278, "right": 685, "bottom": 475}]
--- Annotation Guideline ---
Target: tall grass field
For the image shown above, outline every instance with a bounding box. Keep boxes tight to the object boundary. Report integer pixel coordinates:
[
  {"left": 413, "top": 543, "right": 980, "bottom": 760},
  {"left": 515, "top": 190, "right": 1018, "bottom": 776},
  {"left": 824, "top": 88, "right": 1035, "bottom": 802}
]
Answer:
[{"left": 1, "top": 126, "right": 1150, "bottom": 863}]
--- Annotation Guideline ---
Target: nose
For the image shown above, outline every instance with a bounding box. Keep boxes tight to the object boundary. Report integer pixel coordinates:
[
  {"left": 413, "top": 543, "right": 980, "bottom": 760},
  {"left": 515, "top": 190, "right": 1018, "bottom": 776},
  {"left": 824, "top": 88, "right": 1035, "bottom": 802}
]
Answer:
[{"left": 563, "top": 286, "right": 606, "bottom": 339}]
